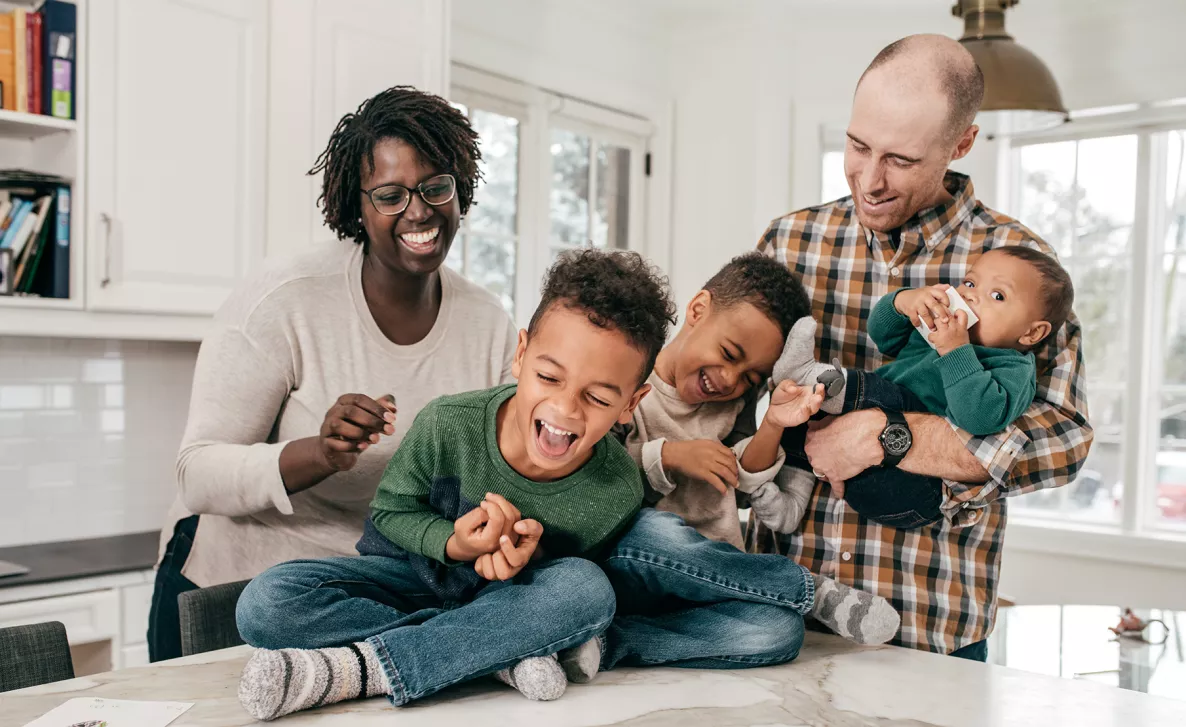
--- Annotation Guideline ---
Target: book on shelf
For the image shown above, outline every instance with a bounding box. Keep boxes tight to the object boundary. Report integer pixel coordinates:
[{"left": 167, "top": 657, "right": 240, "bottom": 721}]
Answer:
[
  {"left": 0, "top": 1, "right": 75, "bottom": 119},
  {"left": 0, "top": 170, "right": 70, "bottom": 298}
]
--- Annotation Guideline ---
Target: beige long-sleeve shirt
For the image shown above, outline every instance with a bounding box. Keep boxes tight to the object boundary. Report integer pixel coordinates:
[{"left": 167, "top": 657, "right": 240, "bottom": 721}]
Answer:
[
  {"left": 623, "top": 372, "right": 784, "bottom": 549},
  {"left": 163, "top": 240, "right": 517, "bottom": 587}
]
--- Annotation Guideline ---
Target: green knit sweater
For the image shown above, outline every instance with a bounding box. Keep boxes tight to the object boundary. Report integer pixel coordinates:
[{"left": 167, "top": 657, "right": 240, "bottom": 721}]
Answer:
[
  {"left": 869, "top": 290, "right": 1038, "bottom": 436},
  {"left": 369, "top": 384, "right": 643, "bottom": 565}
]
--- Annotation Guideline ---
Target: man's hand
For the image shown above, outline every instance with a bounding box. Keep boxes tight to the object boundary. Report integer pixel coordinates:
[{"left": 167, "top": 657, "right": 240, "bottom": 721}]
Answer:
[
  {"left": 803, "top": 409, "right": 887, "bottom": 496},
  {"left": 661, "top": 439, "right": 739, "bottom": 495},
  {"left": 474, "top": 519, "right": 544, "bottom": 581},
  {"left": 895, "top": 284, "right": 952, "bottom": 330},
  {"left": 764, "top": 381, "right": 825, "bottom": 429},
  {"left": 931, "top": 310, "right": 971, "bottom": 355}
]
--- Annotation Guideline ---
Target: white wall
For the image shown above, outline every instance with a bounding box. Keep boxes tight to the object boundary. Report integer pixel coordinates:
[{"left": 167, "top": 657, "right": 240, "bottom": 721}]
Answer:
[{"left": 0, "top": 337, "right": 196, "bottom": 547}]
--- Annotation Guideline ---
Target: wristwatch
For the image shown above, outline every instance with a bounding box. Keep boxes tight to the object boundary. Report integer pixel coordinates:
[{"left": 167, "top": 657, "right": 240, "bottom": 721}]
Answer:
[{"left": 878, "top": 409, "right": 912, "bottom": 468}]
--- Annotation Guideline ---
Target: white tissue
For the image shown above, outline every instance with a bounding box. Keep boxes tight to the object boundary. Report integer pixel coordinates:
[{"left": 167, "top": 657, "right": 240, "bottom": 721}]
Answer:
[{"left": 915, "top": 286, "right": 978, "bottom": 350}]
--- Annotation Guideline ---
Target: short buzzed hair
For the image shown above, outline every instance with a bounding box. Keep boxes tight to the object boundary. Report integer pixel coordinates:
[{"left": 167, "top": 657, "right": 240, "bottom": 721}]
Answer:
[{"left": 860, "top": 36, "right": 985, "bottom": 141}]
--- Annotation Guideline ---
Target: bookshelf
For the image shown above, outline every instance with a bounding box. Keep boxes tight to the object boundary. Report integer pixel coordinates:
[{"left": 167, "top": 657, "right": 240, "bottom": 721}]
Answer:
[{"left": 0, "top": 0, "right": 85, "bottom": 323}]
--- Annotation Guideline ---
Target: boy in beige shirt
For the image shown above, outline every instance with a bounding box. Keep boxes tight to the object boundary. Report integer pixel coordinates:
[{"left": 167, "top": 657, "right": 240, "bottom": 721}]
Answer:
[{"left": 620, "top": 252, "right": 823, "bottom": 548}]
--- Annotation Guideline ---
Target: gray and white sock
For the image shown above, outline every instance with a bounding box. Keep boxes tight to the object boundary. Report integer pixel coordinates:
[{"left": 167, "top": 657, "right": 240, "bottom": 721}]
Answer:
[
  {"left": 558, "top": 638, "right": 601, "bottom": 683},
  {"left": 238, "top": 642, "right": 388, "bottom": 721},
  {"left": 493, "top": 654, "right": 567, "bottom": 701},
  {"left": 773, "top": 317, "right": 846, "bottom": 414},
  {"left": 810, "top": 574, "right": 901, "bottom": 645}
]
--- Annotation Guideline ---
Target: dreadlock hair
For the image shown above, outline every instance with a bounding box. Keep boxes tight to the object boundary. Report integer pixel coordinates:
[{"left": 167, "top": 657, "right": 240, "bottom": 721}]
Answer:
[
  {"left": 309, "top": 86, "right": 482, "bottom": 246},
  {"left": 528, "top": 249, "right": 677, "bottom": 385},
  {"left": 702, "top": 252, "right": 812, "bottom": 338}
]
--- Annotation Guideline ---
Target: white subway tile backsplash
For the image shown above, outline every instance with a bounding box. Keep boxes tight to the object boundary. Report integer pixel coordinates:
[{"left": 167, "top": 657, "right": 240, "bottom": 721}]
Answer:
[{"left": 0, "top": 336, "right": 198, "bottom": 548}]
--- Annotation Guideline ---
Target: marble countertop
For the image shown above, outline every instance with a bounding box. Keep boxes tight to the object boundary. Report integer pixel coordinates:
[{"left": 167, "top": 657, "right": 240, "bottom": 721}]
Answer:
[
  {"left": 4, "top": 633, "right": 1186, "bottom": 726},
  {"left": 0, "top": 531, "right": 159, "bottom": 589}
]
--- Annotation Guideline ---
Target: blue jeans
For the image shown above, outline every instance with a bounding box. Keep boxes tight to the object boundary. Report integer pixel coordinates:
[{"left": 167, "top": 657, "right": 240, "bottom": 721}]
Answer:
[
  {"left": 782, "top": 369, "right": 943, "bottom": 529},
  {"left": 600, "top": 508, "right": 811, "bottom": 670},
  {"left": 236, "top": 554, "right": 615, "bottom": 706}
]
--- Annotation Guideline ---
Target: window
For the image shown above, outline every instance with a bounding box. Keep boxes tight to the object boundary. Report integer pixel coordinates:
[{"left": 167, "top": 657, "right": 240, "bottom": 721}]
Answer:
[
  {"left": 449, "top": 102, "right": 521, "bottom": 314},
  {"left": 452, "top": 67, "right": 652, "bottom": 325},
  {"left": 1004, "top": 110, "right": 1186, "bottom": 535},
  {"left": 820, "top": 127, "right": 849, "bottom": 203},
  {"left": 1011, "top": 136, "right": 1137, "bottom": 525}
]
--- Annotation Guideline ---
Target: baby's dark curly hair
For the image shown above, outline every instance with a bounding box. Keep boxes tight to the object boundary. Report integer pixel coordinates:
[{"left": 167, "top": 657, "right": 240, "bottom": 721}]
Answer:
[
  {"left": 529, "top": 249, "right": 677, "bottom": 384},
  {"left": 702, "top": 253, "right": 811, "bottom": 337},
  {"left": 309, "top": 86, "right": 481, "bottom": 246}
]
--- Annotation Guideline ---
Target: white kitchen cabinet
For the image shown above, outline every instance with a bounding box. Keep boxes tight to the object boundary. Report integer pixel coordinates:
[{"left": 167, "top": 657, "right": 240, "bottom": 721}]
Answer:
[
  {"left": 85, "top": 0, "right": 268, "bottom": 316},
  {"left": 265, "top": 0, "right": 450, "bottom": 260}
]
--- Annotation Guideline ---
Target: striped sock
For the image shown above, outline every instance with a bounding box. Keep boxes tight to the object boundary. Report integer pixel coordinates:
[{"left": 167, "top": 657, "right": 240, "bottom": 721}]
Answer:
[
  {"left": 810, "top": 574, "right": 901, "bottom": 645},
  {"left": 238, "top": 642, "right": 388, "bottom": 721}
]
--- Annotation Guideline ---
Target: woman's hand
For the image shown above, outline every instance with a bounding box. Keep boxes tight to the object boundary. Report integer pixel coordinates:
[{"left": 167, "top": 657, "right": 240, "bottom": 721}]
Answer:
[{"left": 315, "top": 393, "right": 398, "bottom": 472}]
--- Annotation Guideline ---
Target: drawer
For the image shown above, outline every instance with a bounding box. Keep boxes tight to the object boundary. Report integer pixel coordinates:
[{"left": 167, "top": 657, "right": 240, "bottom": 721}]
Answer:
[
  {"left": 122, "top": 582, "right": 156, "bottom": 645},
  {"left": 121, "top": 642, "right": 150, "bottom": 669},
  {"left": 0, "top": 589, "right": 119, "bottom": 645}
]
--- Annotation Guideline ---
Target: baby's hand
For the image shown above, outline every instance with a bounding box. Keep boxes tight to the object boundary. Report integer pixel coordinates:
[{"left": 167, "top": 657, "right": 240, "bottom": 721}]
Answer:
[
  {"left": 896, "top": 284, "right": 952, "bottom": 330},
  {"left": 764, "top": 381, "right": 825, "bottom": 429},
  {"left": 931, "top": 310, "right": 971, "bottom": 355}
]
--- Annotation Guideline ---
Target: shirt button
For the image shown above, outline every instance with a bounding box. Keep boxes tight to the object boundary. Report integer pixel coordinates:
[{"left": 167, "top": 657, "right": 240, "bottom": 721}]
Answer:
[
  {"left": 890, "top": 266, "right": 901, "bottom": 277},
  {"left": 841, "top": 551, "right": 852, "bottom": 562}
]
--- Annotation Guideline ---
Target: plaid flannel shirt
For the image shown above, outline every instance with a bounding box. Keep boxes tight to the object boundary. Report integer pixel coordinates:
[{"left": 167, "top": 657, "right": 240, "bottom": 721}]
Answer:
[{"left": 755, "top": 172, "right": 1092, "bottom": 653}]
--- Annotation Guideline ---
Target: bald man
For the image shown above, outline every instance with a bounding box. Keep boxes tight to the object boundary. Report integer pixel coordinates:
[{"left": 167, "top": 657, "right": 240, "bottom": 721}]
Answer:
[{"left": 756, "top": 35, "right": 1091, "bottom": 660}]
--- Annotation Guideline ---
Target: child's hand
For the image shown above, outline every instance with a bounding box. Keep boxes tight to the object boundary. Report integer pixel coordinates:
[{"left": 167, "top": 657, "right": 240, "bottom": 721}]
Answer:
[
  {"left": 447, "top": 497, "right": 513, "bottom": 562},
  {"left": 931, "top": 310, "right": 971, "bottom": 355},
  {"left": 474, "top": 519, "right": 544, "bottom": 581},
  {"left": 895, "top": 284, "right": 952, "bottom": 330},
  {"left": 661, "top": 439, "right": 739, "bottom": 495},
  {"left": 481, "top": 493, "right": 522, "bottom": 548},
  {"left": 764, "top": 381, "right": 825, "bottom": 429}
]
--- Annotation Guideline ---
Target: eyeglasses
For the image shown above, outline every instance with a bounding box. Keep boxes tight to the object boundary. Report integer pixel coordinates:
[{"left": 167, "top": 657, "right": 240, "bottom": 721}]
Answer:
[{"left": 363, "top": 174, "right": 457, "bottom": 216}]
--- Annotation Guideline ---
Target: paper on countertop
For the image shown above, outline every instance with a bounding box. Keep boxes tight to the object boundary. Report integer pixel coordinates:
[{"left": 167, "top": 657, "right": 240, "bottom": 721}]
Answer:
[
  {"left": 22, "top": 698, "right": 193, "bottom": 727},
  {"left": 915, "top": 285, "right": 978, "bottom": 350}
]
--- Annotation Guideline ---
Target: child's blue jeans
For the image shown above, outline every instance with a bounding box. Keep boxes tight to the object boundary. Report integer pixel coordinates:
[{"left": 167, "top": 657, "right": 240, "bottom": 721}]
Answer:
[
  {"left": 600, "top": 508, "right": 812, "bottom": 669},
  {"left": 782, "top": 368, "right": 943, "bottom": 529},
  {"left": 236, "top": 554, "right": 615, "bottom": 706}
]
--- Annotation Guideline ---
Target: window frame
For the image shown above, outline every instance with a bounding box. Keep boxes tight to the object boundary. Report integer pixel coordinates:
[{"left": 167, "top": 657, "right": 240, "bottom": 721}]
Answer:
[{"left": 452, "top": 65, "right": 654, "bottom": 327}]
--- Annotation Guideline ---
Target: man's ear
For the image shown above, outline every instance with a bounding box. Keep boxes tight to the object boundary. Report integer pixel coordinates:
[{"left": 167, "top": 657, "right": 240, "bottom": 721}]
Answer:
[
  {"left": 685, "top": 290, "right": 712, "bottom": 327},
  {"left": 617, "top": 383, "right": 652, "bottom": 425},
  {"left": 950, "top": 124, "right": 979, "bottom": 162},
  {"left": 1019, "top": 320, "right": 1052, "bottom": 348},
  {"left": 510, "top": 329, "right": 528, "bottom": 381}
]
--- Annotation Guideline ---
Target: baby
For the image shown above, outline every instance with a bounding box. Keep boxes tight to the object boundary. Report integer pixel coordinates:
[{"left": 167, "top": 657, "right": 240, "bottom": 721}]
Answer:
[{"left": 759, "top": 244, "right": 1075, "bottom": 530}]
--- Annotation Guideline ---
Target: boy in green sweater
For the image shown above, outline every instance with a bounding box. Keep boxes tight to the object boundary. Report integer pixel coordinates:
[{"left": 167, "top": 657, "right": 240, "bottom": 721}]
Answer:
[
  {"left": 760, "top": 245, "right": 1074, "bottom": 529},
  {"left": 234, "top": 250, "right": 674, "bottom": 719}
]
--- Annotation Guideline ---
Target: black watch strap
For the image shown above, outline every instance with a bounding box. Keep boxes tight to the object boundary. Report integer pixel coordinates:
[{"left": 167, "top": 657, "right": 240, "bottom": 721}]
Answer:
[{"left": 879, "top": 409, "right": 911, "bottom": 468}]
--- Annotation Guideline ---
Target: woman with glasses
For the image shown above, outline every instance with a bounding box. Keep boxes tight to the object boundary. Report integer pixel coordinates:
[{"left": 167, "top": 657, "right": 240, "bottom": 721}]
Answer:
[{"left": 148, "top": 87, "right": 517, "bottom": 661}]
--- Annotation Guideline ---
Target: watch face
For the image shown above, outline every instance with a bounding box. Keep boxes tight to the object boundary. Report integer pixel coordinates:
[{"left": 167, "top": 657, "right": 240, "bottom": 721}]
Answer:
[{"left": 883, "top": 423, "right": 912, "bottom": 455}]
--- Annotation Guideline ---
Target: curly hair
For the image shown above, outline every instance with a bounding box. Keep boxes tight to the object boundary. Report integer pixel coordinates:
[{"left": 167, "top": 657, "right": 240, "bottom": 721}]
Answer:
[
  {"left": 309, "top": 86, "right": 482, "bottom": 246},
  {"left": 529, "top": 249, "right": 677, "bottom": 384},
  {"left": 991, "top": 245, "right": 1075, "bottom": 340},
  {"left": 702, "top": 252, "right": 811, "bottom": 337}
]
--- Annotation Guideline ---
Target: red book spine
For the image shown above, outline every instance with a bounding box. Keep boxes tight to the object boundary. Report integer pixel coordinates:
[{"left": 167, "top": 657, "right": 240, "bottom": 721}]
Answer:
[{"left": 28, "top": 12, "right": 40, "bottom": 114}]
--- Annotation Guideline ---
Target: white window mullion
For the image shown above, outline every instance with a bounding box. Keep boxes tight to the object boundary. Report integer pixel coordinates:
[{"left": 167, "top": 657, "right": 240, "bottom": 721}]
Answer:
[{"left": 1123, "top": 131, "right": 1160, "bottom": 534}]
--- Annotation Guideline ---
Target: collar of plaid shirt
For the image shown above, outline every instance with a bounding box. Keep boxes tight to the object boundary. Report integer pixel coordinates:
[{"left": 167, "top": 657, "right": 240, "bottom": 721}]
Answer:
[{"left": 756, "top": 169, "right": 1092, "bottom": 655}]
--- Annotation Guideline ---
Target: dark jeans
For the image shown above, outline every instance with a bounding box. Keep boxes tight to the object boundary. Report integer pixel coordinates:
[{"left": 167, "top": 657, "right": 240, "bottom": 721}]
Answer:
[
  {"left": 147, "top": 515, "right": 200, "bottom": 662},
  {"left": 782, "top": 369, "right": 942, "bottom": 529},
  {"left": 950, "top": 639, "right": 988, "bottom": 662}
]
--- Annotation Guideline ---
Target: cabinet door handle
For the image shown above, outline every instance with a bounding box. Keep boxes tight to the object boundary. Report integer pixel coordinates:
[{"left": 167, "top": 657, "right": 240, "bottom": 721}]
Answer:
[{"left": 99, "top": 213, "right": 113, "bottom": 288}]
